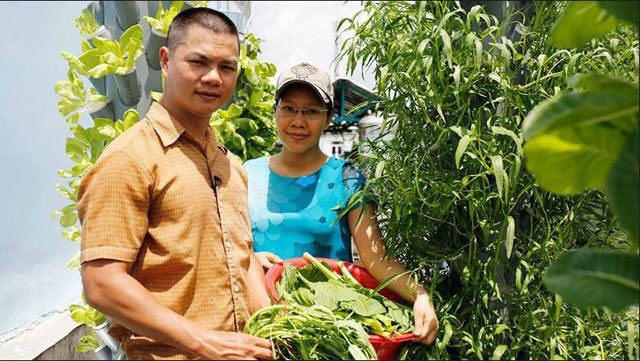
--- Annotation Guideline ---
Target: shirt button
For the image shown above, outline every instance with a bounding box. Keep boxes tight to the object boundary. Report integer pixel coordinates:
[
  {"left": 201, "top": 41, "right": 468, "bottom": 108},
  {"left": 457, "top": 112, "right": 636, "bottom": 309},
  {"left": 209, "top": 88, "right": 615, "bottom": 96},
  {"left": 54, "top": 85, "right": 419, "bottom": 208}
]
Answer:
[
  {"left": 225, "top": 241, "right": 232, "bottom": 248},
  {"left": 233, "top": 284, "right": 240, "bottom": 293}
]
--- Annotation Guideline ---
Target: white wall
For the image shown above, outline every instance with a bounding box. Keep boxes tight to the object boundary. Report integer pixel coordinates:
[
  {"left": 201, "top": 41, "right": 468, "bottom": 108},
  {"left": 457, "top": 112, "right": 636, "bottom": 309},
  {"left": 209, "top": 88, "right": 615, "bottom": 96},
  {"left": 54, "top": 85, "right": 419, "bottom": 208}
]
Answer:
[{"left": 0, "top": 1, "right": 86, "bottom": 339}]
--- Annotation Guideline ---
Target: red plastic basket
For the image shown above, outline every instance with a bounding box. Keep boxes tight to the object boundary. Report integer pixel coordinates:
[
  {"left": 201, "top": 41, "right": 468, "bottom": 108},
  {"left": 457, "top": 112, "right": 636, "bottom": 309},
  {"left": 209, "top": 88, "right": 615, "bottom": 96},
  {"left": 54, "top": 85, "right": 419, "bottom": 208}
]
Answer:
[{"left": 264, "top": 257, "right": 414, "bottom": 360}]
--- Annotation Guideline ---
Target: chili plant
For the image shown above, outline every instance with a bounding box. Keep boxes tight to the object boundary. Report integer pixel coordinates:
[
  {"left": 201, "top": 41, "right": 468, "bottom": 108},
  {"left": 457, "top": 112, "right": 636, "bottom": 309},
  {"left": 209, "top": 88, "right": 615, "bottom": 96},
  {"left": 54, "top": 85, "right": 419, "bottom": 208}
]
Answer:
[{"left": 338, "top": 1, "right": 638, "bottom": 359}]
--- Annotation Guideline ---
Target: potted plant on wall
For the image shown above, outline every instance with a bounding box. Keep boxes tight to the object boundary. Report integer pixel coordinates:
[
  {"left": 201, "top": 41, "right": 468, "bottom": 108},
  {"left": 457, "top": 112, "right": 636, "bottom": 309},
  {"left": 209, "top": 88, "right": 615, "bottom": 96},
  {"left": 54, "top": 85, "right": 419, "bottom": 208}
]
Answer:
[
  {"left": 71, "top": 8, "right": 113, "bottom": 46},
  {"left": 77, "top": 24, "right": 145, "bottom": 106},
  {"left": 61, "top": 40, "right": 108, "bottom": 95},
  {"left": 143, "top": 1, "right": 183, "bottom": 70},
  {"left": 114, "top": 1, "right": 139, "bottom": 31},
  {"left": 55, "top": 68, "right": 112, "bottom": 123}
]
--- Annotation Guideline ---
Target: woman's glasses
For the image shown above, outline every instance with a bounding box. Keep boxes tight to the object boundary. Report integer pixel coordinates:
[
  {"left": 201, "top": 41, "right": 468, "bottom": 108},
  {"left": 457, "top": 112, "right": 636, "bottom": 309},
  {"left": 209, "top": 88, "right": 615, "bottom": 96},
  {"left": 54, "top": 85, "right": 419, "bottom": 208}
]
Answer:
[{"left": 275, "top": 105, "right": 328, "bottom": 121}]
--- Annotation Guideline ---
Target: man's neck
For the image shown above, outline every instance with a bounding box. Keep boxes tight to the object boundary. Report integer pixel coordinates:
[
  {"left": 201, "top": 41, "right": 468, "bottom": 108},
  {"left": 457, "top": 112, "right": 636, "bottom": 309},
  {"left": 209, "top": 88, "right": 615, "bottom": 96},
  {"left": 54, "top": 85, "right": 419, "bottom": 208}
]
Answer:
[{"left": 160, "top": 99, "right": 210, "bottom": 150}]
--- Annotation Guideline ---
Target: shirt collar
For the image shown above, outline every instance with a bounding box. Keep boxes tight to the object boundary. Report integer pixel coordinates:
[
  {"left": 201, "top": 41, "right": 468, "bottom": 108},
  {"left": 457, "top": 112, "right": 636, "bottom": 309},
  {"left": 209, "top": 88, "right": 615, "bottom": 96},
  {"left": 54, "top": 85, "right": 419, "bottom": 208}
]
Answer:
[
  {"left": 147, "top": 102, "right": 187, "bottom": 148},
  {"left": 147, "top": 102, "right": 230, "bottom": 157}
]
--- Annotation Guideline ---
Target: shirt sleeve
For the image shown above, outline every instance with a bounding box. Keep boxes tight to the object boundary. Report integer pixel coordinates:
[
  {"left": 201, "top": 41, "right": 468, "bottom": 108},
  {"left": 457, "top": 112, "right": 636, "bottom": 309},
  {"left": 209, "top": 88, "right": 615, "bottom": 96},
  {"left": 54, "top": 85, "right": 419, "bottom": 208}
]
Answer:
[{"left": 77, "top": 150, "right": 152, "bottom": 264}]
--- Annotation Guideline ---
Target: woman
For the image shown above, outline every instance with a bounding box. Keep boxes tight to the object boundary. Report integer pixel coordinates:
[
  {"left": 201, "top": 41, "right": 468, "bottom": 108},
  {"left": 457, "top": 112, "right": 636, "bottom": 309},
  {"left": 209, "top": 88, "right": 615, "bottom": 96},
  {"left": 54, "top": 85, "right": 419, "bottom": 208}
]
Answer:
[{"left": 244, "top": 62, "right": 439, "bottom": 344}]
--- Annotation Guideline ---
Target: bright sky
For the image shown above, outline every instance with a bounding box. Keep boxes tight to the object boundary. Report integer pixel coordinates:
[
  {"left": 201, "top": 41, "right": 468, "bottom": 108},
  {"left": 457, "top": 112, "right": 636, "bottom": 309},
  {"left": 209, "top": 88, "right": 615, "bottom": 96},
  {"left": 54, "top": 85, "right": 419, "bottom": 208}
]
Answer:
[
  {"left": 251, "top": 1, "right": 375, "bottom": 89},
  {"left": 0, "top": 0, "right": 374, "bottom": 337}
]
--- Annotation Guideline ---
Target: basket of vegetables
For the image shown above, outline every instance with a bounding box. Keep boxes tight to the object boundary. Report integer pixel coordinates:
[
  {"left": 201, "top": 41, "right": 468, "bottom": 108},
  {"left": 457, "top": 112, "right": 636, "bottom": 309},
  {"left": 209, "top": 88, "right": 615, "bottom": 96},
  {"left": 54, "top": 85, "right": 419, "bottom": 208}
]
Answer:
[{"left": 249, "top": 252, "right": 415, "bottom": 360}]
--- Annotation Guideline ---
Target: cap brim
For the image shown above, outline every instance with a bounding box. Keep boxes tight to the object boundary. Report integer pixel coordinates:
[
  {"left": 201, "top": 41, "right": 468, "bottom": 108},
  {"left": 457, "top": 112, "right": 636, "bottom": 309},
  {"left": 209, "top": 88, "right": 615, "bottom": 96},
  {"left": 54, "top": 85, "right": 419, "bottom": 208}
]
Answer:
[{"left": 276, "top": 79, "right": 333, "bottom": 108}]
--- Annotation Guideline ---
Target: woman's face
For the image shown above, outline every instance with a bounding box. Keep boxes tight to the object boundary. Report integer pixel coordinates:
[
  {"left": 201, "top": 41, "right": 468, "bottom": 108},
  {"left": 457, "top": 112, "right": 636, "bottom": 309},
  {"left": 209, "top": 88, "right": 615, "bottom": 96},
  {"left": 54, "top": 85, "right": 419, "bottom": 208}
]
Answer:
[{"left": 275, "top": 84, "right": 332, "bottom": 155}]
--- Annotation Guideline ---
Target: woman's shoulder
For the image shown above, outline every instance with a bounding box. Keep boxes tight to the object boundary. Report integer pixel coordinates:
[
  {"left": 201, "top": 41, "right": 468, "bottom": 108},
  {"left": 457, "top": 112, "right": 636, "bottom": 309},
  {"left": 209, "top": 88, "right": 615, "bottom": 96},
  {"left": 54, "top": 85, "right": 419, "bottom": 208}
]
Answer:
[
  {"left": 324, "top": 157, "right": 366, "bottom": 188},
  {"left": 243, "top": 155, "right": 269, "bottom": 172}
]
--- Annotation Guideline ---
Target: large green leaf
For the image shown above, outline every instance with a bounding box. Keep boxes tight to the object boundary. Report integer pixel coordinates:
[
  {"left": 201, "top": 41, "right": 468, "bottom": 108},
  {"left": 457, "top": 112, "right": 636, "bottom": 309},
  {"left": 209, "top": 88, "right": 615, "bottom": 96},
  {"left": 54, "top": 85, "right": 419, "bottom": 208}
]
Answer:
[
  {"left": 544, "top": 248, "right": 639, "bottom": 312},
  {"left": 341, "top": 295, "right": 386, "bottom": 317},
  {"left": 606, "top": 131, "right": 639, "bottom": 249},
  {"left": 523, "top": 88, "right": 639, "bottom": 141},
  {"left": 597, "top": 0, "right": 639, "bottom": 25},
  {"left": 523, "top": 125, "right": 625, "bottom": 195},
  {"left": 312, "top": 281, "right": 361, "bottom": 309},
  {"left": 550, "top": 1, "right": 618, "bottom": 49}
]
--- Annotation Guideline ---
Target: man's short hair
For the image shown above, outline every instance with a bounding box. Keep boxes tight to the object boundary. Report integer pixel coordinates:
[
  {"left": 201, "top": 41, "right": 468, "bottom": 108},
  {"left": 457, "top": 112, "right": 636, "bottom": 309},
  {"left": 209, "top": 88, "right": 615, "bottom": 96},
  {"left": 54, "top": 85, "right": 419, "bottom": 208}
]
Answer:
[{"left": 166, "top": 7, "right": 240, "bottom": 53}]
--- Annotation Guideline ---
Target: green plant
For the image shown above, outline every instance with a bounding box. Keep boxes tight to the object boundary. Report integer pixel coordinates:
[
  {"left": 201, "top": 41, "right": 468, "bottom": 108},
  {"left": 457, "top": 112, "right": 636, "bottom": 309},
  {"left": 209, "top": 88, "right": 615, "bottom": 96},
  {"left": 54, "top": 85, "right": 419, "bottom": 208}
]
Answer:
[
  {"left": 210, "top": 33, "right": 279, "bottom": 161},
  {"left": 338, "top": 1, "right": 638, "bottom": 359},
  {"left": 71, "top": 8, "right": 100, "bottom": 37},
  {"left": 61, "top": 24, "right": 144, "bottom": 78},
  {"left": 246, "top": 304, "right": 377, "bottom": 360},
  {"left": 55, "top": 68, "right": 108, "bottom": 124},
  {"left": 245, "top": 253, "right": 410, "bottom": 360},
  {"left": 144, "top": 1, "right": 184, "bottom": 35},
  {"left": 521, "top": 0, "right": 639, "bottom": 312}
]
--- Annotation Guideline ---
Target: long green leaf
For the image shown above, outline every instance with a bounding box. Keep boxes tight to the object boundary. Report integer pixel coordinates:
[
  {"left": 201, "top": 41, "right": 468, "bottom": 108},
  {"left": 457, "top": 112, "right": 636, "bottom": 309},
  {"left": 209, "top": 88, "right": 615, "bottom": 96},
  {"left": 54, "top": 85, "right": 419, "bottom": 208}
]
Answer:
[
  {"left": 491, "top": 344, "right": 508, "bottom": 360},
  {"left": 372, "top": 270, "right": 410, "bottom": 295},
  {"left": 490, "top": 155, "right": 504, "bottom": 198},
  {"left": 505, "top": 216, "right": 515, "bottom": 259},
  {"left": 544, "top": 248, "right": 639, "bottom": 312},
  {"left": 455, "top": 135, "right": 471, "bottom": 169}
]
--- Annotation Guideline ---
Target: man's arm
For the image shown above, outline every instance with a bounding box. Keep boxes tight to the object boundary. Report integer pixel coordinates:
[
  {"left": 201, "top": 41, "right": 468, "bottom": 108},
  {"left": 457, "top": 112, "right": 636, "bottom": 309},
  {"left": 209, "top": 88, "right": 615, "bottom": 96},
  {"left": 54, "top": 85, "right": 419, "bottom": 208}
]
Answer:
[
  {"left": 82, "top": 259, "right": 273, "bottom": 360},
  {"left": 246, "top": 252, "right": 271, "bottom": 313}
]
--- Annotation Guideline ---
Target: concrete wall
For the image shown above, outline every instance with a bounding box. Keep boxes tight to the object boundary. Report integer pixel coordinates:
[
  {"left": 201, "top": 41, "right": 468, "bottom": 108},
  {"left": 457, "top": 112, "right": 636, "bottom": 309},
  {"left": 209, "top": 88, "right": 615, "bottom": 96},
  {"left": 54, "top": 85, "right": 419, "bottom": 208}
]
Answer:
[{"left": 35, "top": 325, "right": 98, "bottom": 361}]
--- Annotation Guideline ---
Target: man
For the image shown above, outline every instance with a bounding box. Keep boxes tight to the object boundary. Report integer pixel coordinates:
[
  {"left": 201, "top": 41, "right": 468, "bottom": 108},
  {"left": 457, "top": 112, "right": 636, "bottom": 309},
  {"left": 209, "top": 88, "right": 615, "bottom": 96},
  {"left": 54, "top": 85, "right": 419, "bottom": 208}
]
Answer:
[{"left": 78, "top": 8, "right": 272, "bottom": 360}]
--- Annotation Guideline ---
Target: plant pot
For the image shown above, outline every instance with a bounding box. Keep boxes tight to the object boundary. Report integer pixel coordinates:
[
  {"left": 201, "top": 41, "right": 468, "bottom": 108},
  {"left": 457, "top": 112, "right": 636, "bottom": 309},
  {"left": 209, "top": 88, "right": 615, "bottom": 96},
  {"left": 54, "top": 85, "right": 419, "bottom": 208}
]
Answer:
[
  {"left": 146, "top": 65, "right": 163, "bottom": 94},
  {"left": 89, "top": 76, "right": 106, "bottom": 95},
  {"left": 147, "top": 1, "right": 160, "bottom": 18},
  {"left": 145, "top": 28, "right": 166, "bottom": 71},
  {"left": 85, "top": 25, "right": 113, "bottom": 47},
  {"left": 114, "top": 1, "right": 139, "bottom": 30},
  {"left": 89, "top": 101, "right": 115, "bottom": 120},
  {"left": 88, "top": 1, "right": 105, "bottom": 26},
  {"left": 115, "top": 68, "right": 141, "bottom": 106},
  {"left": 94, "top": 344, "right": 112, "bottom": 361}
]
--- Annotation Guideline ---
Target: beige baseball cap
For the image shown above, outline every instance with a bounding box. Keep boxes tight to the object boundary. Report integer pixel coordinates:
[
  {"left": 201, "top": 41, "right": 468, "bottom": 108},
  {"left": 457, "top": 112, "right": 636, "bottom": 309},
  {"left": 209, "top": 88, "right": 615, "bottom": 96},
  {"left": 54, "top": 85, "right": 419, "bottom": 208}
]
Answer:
[{"left": 275, "top": 62, "right": 334, "bottom": 109}]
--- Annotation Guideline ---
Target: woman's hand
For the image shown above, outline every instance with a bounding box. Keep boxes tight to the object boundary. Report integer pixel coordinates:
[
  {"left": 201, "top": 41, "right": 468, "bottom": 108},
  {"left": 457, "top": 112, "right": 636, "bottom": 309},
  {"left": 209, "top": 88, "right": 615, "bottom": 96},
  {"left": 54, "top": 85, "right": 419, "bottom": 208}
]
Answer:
[
  {"left": 255, "top": 252, "right": 283, "bottom": 270},
  {"left": 412, "top": 290, "right": 439, "bottom": 345}
]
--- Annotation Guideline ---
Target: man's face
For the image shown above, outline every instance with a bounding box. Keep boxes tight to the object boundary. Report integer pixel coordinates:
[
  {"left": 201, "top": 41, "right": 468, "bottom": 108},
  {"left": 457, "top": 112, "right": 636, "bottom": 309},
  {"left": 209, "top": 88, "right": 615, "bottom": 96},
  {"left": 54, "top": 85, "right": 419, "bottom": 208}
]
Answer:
[{"left": 160, "top": 25, "right": 239, "bottom": 119}]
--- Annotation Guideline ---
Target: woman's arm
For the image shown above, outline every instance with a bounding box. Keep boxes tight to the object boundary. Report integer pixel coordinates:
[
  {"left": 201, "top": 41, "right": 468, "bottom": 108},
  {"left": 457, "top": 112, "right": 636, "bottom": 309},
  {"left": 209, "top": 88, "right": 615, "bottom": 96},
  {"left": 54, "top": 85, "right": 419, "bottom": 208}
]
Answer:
[
  {"left": 348, "top": 202, "right": 439, "bottom": 345},
  {"left": 247, "top": 252, "right": 272, "bottom": 312}
]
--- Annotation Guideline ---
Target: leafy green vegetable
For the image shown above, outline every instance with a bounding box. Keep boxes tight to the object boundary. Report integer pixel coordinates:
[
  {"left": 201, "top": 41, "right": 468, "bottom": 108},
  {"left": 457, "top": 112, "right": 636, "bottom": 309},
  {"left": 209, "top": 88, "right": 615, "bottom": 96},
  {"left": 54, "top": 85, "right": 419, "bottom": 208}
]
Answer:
[
  {"left": 247, "top": 253, "right": 415, "bottom": 359},
  {"left": 144, "top": 1, "right": 183, "bottom": 35},
  {"left": 61, "top": 24, "right": 144, "bottom": 78},
  {"left": 245, "top": 304, "right": 377, "bottom": 360},
  {"left": 210, "top": 34, "right": 279, "bottom": 162},
  {"left": 54, "top": 69, "right": 108, "bottom": 123},
  {"left": 70, "top": 8, "right": 100, "bottom": 37},
  {"left": 283, "top": 253, "right": 414, "bottom": 335}
]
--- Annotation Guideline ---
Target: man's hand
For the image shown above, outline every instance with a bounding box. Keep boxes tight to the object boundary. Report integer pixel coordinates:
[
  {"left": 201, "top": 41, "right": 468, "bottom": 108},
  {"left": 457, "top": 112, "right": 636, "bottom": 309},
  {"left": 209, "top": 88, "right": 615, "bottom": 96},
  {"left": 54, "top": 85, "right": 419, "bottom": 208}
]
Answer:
[
  {"left": 412, "top": 290, "right": 439, "bottom": 345},
  {"left": 192, "top": 330, "right": 273, "bottom": 360},
  {"left": 255, "top": 252, "right": 283, "bottom": 270}
]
